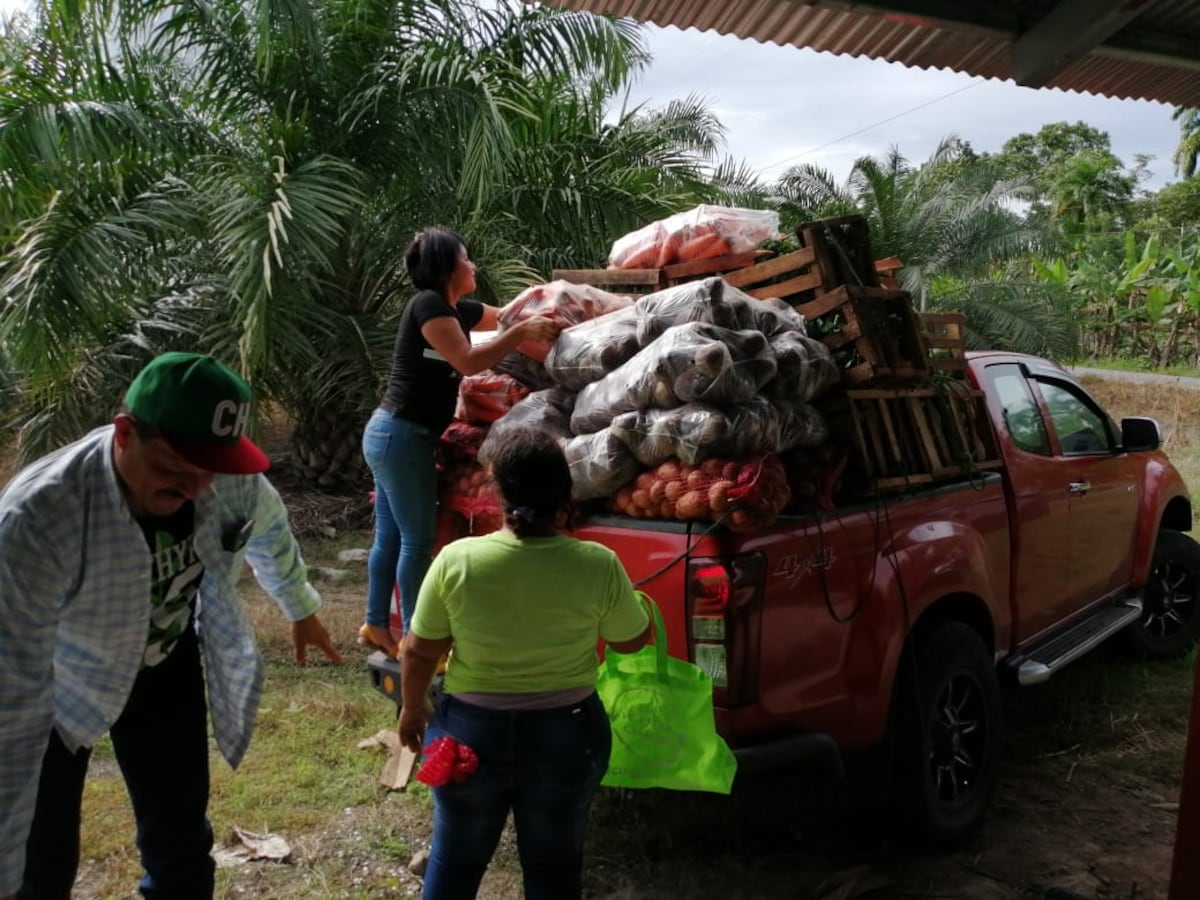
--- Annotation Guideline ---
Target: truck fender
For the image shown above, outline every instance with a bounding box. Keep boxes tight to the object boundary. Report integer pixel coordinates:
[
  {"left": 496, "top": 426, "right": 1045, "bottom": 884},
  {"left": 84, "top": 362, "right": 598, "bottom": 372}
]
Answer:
[
  {"left": 1131, "top": 457, "right": 1193, "bottom": 586},
  {"left": 841, "top": 519, "right": 1005, "bottom": 749}
]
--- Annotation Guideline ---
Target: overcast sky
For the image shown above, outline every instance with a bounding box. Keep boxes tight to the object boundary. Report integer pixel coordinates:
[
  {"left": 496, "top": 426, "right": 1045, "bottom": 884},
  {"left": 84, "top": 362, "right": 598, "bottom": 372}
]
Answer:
[
  {"left": 1, "top": 0, "right": 1185, "bottom": 191},
  {"left": 620, "top": 25, "right": 1184, "bottom": 192}
]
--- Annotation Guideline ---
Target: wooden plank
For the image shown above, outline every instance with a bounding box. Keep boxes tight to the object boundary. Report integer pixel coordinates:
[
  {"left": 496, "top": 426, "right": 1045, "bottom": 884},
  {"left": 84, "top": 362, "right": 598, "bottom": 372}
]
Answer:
[
  {"left": 553, "top": 268, "right": 662, "bottom": 287},
  {"left": 794, "top": 284, "right": 851, "bottom": 320},
  {"left": 746, "top": 272, "right": 824, "bottom": 301},
  {"left": 661, "top": 250, "right": 759, "bottom": 281},
  {"left": 721, "top": 247, "right": 817, "bottom": 287}
]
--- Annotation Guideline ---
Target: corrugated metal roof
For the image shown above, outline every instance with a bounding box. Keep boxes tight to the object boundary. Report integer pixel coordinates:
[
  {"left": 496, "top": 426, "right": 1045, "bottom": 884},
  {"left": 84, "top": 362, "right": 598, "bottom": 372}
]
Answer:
[{"left": 538, "top": 0, "right": 1200, "bottom": 107}]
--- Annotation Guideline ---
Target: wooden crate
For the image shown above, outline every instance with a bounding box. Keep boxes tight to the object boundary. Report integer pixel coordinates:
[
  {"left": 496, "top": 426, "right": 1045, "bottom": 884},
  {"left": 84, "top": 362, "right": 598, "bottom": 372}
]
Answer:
[
  {"left": 920, "top": 311, "right": 967, "bottom": 375},
  {"left": 795, "top": 284, "right": 929, "bottom": 385},
  {"left": 717, "top": 247, "right": 831, "bottom": 306},
  {"left": 825, "top": 384, "right": 1003, "bottom": 493},
  {"left": 552, "top": 267, "right": 664, "bottom": 295},
  {"left": 795, "top": 215, "right": 881, "bottom": 292}
]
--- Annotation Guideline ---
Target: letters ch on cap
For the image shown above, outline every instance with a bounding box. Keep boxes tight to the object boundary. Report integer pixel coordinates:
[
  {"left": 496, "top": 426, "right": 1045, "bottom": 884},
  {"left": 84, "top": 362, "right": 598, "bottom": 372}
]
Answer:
[{"left": 211, "top": 400, "right": 250, "bottom": 438}]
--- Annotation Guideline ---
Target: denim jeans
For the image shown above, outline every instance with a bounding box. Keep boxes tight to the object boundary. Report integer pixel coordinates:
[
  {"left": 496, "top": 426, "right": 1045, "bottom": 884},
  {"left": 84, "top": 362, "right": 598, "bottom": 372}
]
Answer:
[
  {"left": 361, "top": 409, "right": 439, "bottom": 633},
  {"left": 20, "top": 623, "right": 213, "bottom": 900},
  {"left": 421, "top": 693, "right": 612, "bottom": 900}
]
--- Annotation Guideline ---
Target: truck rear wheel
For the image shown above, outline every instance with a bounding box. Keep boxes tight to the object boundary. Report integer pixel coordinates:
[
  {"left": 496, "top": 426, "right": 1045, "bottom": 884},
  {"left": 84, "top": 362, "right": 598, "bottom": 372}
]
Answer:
[
  {"left": 1125, "top": 529, "right": 1200, "bottom": 659},
  {"left": 891, "top": 621, "right": 1001, "bottom": 846}
]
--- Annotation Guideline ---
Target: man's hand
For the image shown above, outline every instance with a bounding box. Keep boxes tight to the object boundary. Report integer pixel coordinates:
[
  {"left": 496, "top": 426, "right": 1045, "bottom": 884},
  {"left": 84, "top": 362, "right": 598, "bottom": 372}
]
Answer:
[
  {"left": 290, "top": 613, "right": 344, "bottom": 666},
  {"left": 398, "top": 696, "right": 434, "bottom": 754}
]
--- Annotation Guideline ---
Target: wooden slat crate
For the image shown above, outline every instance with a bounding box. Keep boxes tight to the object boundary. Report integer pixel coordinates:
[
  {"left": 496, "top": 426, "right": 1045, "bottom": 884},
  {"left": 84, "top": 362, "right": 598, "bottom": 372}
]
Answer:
[
  {"left": 717, "top": 247, "right": 829, "bottom": 306},
  {"left": 795, "top": 284, "right": 929, "bottom": 385},
  {"left": 552, "top": 267, "right": 664, "bottom": 295},
  {"left": 919, "top": 311, "right": 968, "bottom": 375},
  {"left": 823, "top": 384, "right": 1003, "bottom": 494},
  {"left": 795, "top": 215, "right": 881, "bottom": 292}
]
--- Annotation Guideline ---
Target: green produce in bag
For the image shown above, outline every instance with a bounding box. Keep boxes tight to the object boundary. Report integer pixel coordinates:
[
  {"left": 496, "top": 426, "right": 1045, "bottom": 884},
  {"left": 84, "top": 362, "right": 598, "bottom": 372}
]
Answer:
[{"left": 597, "top": 592, "right": 737, "bottom": 793}]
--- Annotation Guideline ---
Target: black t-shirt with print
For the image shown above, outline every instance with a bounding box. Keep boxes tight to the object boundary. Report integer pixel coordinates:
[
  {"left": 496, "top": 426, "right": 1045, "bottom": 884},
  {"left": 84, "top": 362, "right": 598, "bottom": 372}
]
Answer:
[
  {"left": 380, "top": 290, "right": 484, "bottom": 435},
  {"left": 138, "top": 501, "right": 205, "bottom": 667}
]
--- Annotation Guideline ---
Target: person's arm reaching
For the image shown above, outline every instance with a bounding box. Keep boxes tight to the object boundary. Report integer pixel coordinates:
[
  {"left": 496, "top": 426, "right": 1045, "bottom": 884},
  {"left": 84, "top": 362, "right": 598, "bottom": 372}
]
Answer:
[
  {"left": 422, "top": 315, "right": 558, "bottom": 377},
  {"left": 241, "top": 476, "right": 343, "bottom": 666}
]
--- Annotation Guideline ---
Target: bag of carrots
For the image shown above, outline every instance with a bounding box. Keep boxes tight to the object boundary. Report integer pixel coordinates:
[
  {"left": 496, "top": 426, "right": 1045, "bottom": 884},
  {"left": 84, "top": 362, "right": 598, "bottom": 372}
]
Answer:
[
  {"left": 497, "top": 281, "right": 634, "bottom": 362},
  {"left": 607, "top": 205, "right": 781, "bottom": 270}
]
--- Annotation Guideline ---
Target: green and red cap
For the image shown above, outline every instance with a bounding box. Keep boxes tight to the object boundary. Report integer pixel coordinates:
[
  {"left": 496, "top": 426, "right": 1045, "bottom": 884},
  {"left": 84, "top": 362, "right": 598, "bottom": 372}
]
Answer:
[{"left": 124, "top": 352, "right": 270, "bottom": 474}]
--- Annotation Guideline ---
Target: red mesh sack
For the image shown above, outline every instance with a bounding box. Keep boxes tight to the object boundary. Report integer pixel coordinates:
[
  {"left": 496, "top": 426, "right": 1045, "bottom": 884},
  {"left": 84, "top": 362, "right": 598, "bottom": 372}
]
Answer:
[
  {"left": 440, "top": 421, "right": 489, "bottom": 462},
  {"left": 609, "top": 453, "right": 790, "bottom": 532},
  {"left": 497, "top": 280, "right": 633, "bottom": 362},
  {"left": 439, "top": 459, "right": 503, "bottom": 533},
  {"left": 455, "top": 372, "right": 530, "bottom": 425}
]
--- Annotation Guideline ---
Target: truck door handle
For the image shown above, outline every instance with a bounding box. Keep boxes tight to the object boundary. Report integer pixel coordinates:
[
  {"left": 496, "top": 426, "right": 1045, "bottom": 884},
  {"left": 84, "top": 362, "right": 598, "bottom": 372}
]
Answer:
[{"left": 1068, "top": 481, "right": 1091, "bottom": 495}]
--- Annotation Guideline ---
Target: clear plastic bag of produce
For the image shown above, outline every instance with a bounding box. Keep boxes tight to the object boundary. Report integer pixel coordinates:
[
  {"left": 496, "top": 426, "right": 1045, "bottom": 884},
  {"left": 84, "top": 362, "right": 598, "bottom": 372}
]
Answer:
[
  {"left": 607, "top": 205, "right": 781, "bottom": 270},
  {"left": 609, "top": 397, "right": 777, "bottom": 467},
  {"left": 497, "top": 280, "right": 634, "bottom": 362},
  {"left": 494, "top": 351, "right": 557, "bottom": 391},
  {"left": 477, "top": 387, "right": 575, "bottom": 466},
  {"left": 610, "top": 454, "right": 791, "bottom": 531},
  {"left": 766, "top": 331, "right": 841, "bottom": 402},
  {"left": 772, "top": 397, "right": 830, "bottom": 452},
  {"left": 545, "top": 278, "right": 797, "bottom": 391},
  {"left": 454, "top": 371, "right": 531, "bottom": 425},
  {"left": 563, "top": 428, "right": 641, "bottom": 501},
  {"left": 569, "top": 322, "right": 777, "bottom": 435}
]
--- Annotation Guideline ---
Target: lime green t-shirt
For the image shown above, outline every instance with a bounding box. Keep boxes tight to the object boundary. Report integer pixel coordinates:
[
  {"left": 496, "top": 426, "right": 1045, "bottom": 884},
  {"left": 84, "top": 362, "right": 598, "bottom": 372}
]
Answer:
[{"left": 411, "top": 531, "right": 649, "bottom": 695}]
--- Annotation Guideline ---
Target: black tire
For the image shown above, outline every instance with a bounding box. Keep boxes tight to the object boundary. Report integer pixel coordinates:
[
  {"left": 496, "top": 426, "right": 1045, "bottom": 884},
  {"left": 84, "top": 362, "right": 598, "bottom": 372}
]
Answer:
[
  {"left": 891, "top": 621, "right": 1002, "bottom": 847},
  {"left": 1124, "top": 529, "right": 1200, "bottom": 659}
]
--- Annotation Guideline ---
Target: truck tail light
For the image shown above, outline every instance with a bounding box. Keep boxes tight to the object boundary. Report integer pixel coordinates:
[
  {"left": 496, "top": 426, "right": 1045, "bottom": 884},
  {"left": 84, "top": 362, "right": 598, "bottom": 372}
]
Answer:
[{"left": 686, "top": 553, "right": 765, "bottom": 708}]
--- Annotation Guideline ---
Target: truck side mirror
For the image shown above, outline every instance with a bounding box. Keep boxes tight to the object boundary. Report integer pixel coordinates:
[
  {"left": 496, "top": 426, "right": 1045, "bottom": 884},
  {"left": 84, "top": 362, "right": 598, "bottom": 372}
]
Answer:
[{"left": 1120, "top": 416, "right": 1162, "bottom": 452}]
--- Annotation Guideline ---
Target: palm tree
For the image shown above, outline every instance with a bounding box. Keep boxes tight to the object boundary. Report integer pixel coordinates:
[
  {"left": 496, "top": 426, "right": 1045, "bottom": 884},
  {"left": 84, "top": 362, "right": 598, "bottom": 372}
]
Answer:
[
  {"left": 0, "top": 0, "right": 724, "bottom": 485},
  {"left": 769, "top": 137, "right": 1076, "bottom": 355},
  {"left": 1173, "top": 107, "right": 1200, "bottom": 179}
]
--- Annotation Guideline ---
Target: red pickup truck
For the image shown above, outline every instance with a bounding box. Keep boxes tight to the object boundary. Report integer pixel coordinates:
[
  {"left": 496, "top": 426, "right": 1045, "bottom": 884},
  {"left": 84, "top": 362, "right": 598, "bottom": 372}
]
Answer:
[{"left": 368, "top": 351, "right": 1199, "bottom": 844}]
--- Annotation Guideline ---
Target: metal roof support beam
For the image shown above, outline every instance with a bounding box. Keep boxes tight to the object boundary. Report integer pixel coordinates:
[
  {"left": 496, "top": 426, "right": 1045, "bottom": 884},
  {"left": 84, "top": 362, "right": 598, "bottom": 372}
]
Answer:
[{"left": 1011, "top": 0, "right": 1155, "bottom": 88}]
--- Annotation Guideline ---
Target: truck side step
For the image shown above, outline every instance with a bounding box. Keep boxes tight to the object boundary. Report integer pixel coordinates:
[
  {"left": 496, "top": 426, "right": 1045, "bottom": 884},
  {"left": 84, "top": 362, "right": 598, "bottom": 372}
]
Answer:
[{"left": 1010, "top": 597, "right": 1143, "bottom": 686}]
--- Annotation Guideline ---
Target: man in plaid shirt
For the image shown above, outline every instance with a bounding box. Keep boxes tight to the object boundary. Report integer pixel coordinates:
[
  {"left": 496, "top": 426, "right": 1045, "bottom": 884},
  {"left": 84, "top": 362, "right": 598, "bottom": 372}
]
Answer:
[{"left": 0, "top": 352, "right": 344, "bottom": 899}]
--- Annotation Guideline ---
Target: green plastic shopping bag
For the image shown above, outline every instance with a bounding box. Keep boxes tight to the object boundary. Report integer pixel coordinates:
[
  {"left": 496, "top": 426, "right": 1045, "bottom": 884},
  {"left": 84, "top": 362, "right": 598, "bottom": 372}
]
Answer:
[{"left": 596, "top": 592, "right": 737, "bottom": 793}]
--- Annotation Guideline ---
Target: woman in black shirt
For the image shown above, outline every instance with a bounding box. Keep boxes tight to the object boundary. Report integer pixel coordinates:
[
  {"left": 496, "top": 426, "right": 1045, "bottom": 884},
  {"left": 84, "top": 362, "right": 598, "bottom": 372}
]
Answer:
[{"left": 359, "top": 228, "right": 556, "bottom": 656}]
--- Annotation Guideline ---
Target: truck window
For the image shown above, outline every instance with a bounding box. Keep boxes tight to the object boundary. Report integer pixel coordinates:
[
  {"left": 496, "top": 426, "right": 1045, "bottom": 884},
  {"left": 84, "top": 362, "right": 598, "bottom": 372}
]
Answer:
[
  {"left": 986, "top": 365, "right": 1051, "bottom": 455},
  {"left": 1037, "top": 381, "right": 1115, "bottom": 455}
]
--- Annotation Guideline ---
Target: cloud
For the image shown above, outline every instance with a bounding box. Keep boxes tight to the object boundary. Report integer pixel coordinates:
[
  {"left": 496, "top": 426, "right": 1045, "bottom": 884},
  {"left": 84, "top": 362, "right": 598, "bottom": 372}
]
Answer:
[{"left": 620, "top": 24, "right": 1182, "bottom": 189}]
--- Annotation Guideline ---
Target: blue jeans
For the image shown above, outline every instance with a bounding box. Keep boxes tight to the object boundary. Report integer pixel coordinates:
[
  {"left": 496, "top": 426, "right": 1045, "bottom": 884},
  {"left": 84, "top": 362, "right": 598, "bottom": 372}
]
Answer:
[
  {"left": 20, "top": 623, "right": 213, "bottom": 899},
  {"left": 362, "top": 409, "right": 439, "bottom": 633},
  {"left": 421, "top": 693, "right": 612, "bottom": 900}
]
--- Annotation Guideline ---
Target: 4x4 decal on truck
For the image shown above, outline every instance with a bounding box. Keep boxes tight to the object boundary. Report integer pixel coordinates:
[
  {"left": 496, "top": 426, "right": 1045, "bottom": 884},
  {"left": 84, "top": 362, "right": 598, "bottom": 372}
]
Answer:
[{"left": 774, "top": 548, "right": 835, "bottom": 582}]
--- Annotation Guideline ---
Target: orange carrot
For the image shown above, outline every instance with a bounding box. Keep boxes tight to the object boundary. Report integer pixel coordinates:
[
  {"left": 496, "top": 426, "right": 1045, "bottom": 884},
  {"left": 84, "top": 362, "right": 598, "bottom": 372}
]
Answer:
[
  {"left": 655, "top": 233, "right": 683, "bottom": 267},
  {"left": 620, "top": 242, "right": 663, "bottom": 270}
]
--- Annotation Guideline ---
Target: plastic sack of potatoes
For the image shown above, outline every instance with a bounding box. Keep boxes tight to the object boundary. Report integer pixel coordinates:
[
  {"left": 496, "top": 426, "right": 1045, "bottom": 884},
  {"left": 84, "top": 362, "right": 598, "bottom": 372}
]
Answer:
[
  {"left": 477, "top": 387, "right": 576, "bottom": 466},
  {"left": 569, "top": 322, "right": 778, "bottom": 435},
  {"left": 495, "top": 351, "right": 558, "bottom": 391},
  {"left": 771, "top": 397, "right": 830, "bottom": 452},
  {"left": 766, "top": 331, "right": 842, "bottom": 402},
  {"left": 544, "top": 306, "right": 643, "bottom": 391},
  {"left": 562, "top": 428, "right": 641, "bottom": 501},
  {"left": 611, "top": 396, "right": 790, "bottom": 467}
]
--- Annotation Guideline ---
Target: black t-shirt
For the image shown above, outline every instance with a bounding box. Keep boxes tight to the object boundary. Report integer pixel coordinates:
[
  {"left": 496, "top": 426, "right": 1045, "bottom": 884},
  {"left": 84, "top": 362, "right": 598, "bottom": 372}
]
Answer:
[
  {"left": 137, "top": 501, "right": 204, "bottom": 667},
  {"left": 381, "top": 290, "right": 484, "bottom": 434}
]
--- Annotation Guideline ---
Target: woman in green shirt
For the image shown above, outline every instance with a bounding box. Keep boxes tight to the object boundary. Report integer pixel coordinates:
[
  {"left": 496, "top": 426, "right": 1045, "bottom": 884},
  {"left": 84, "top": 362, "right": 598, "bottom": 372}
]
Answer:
[{"left": 398, "top": 427, "right": 652, "bottom": 900}]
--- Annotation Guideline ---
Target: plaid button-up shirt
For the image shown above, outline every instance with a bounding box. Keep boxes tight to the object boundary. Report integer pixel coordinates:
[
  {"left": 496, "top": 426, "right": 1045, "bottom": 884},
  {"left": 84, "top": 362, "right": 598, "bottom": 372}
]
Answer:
[{"left": 0, "top": 426, "right": 322, "bottom": 893}]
